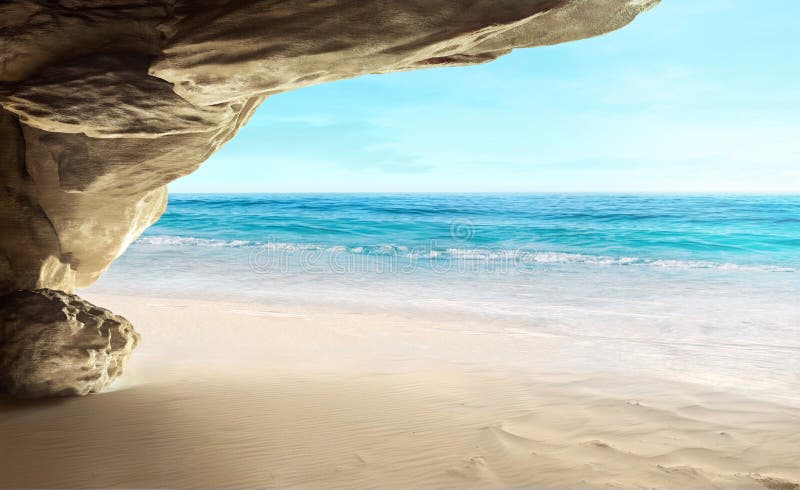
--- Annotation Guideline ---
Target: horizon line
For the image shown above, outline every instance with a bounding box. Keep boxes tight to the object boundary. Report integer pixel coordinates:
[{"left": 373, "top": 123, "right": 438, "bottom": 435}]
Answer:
[{"left": 167, "top": 191, "right": 800, "bottom": 196}]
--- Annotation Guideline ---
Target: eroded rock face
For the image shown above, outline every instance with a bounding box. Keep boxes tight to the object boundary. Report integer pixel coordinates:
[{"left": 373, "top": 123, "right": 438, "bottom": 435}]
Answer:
[
  {"left": 0, "top": 289, "right": 140, "bottom": 397},
  {"left": 0, "top": 1, "right": 658, "bottom": 395},
  {"left": 0, "top": 0, "right": 659, "bottom": 295}
]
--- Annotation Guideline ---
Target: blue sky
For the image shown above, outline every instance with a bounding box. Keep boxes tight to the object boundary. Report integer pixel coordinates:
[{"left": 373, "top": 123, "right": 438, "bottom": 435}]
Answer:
[{"left": 172, "top": 1, "right": 800, "bottom": 193}]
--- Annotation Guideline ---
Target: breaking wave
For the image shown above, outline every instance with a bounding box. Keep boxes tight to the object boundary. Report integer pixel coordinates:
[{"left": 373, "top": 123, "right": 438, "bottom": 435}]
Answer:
[{"left": 134, "top": 235, "right": 795, "bottom": 272}]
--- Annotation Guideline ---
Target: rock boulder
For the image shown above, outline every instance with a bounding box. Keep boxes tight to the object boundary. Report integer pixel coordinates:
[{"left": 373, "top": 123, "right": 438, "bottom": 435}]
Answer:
[{"left": 0, "top": 289, "right": 140, "bottom": 397}]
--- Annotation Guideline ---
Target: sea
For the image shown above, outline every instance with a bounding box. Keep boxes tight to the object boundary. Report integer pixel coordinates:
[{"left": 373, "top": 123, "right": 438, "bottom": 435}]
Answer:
[{"left": 86, "top": 194, "right": 800, "bottom": 402}]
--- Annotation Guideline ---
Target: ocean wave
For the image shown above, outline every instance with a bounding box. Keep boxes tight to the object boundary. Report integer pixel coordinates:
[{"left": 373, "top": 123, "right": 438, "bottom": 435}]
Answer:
[
  {"left": 522, "top": 253, "right": 794, "bottom": 271},
  {"left": 136, "top": 236, "right": 257, "bottom": 248},
  {"left": 134, "top": 235, "right": 795, "bottom": 272}
]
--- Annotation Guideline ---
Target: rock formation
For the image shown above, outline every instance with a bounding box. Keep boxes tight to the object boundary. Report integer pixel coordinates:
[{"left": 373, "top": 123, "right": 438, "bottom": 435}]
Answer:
[
  {"left": 0, "top": 289, "right": 139, "bottom": 397},
  {"left": 0, "top": 0, "right": 658, "bottom": 396}
]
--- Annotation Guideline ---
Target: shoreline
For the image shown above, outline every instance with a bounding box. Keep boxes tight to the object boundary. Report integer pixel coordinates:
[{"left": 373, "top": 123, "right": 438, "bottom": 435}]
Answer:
[
  {"left": 84, "top": 290, "right": 800, "bottom": 407},
  {"left": 1, "top": 293, "right": 798, "bottom": 488}
]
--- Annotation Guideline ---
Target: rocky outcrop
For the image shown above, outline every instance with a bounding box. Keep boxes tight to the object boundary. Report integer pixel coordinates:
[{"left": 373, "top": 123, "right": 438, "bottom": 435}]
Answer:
[
  {"left": 0, "top": 0, "right": 658, "bottom": 395},
  {"left": 0, "top": 289, "right": 139, "bottom": 397},
  {"left": 0, "top": 0, "right": 658, "bottom": 295}
]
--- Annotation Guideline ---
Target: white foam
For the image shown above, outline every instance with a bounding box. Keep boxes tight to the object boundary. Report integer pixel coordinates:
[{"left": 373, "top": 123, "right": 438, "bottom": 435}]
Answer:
[
  {"left": 134, "top": 236, "right": 795, "bottom": 273},
  {"left": 137, "top": 236, "right": 255, "bottom": 248}
]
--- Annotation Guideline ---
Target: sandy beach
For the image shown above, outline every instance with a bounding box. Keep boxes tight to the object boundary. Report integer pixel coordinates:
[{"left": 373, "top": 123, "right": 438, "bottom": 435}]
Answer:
[
  {"left": 1, "top": 293, "right": 797, "bottom": 489},
  {"left": 2, "top": 0, "right": 798, "bottom": 487}
]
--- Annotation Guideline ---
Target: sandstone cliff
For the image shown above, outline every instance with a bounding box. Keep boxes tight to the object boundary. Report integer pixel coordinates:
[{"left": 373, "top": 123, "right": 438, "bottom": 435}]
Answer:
[
  {"left": 0, "top": 0, "right": 658, "bottom": 294},
  {"left": 0, "top": 0, "right": 657, "bottom": 395}
]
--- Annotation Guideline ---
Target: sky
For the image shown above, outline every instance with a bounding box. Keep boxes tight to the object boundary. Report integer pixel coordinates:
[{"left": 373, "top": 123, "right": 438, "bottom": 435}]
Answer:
[{"left": 171, "top": 1, "right": 800, "bottom": 194}]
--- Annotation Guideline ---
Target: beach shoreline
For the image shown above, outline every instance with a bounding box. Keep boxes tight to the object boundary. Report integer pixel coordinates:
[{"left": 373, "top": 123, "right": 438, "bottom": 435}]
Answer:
[{"left": 1, "top": 293, "right": 797, "bottom": 488}]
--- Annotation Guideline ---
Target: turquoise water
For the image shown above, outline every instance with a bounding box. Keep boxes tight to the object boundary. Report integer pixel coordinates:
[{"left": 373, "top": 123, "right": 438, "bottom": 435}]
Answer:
[
  {"left": 132, "top": 194, "right": 800, "bottom": 269},
  {"left": 88, "top": 194, "right": 800, "bottom": 402}
]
